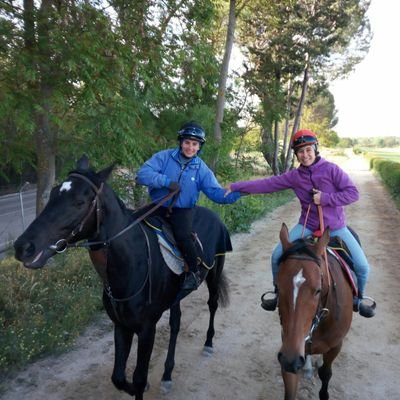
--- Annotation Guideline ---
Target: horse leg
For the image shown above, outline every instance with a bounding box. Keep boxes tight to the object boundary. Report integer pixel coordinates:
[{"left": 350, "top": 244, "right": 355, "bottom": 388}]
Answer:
[
  {"left": 203, "top": 261, "right": 223, "bottom": 354},
  {"left": 303, "top": 355, "right": 314, "bottom": 379},
  {"left": 318, "top": 343, "right": 342, "bottom": 400},
  {"left": 282, "top": 370, "right": 300, "bottom": 400},
  {"left": 111, "top": 323, "right": 135, "bottom": 396},
  {"left": 160, "top": 302, "right": 182, "bottom": 394},
  {"left": 130, "top": 322, "right": 157, "bottom": 400}
]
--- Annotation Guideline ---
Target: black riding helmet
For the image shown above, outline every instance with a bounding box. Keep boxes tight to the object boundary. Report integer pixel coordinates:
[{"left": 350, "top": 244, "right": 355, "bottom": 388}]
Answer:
[{"left": 177, "top": 121, "right": 206, "bottom": 146}]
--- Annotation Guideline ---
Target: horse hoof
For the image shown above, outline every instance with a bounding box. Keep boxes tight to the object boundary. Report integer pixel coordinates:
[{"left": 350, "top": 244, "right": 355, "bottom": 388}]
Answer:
[
  {"left": 160, "top": 380, "right": 172, "bottom": 394},
  {"left": 202, "top": 346, "right": 214, "bottom": 356}
]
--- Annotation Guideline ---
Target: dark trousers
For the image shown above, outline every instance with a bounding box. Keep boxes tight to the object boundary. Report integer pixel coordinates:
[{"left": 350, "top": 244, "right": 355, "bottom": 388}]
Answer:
[{"left": 154, "top": 207, "right": 198, "bottom": 272}]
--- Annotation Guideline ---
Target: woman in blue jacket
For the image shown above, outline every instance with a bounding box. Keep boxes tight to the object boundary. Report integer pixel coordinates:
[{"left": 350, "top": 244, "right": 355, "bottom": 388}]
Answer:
[{"left": 136, "top": 121, "right": 241, "bottom": 291}]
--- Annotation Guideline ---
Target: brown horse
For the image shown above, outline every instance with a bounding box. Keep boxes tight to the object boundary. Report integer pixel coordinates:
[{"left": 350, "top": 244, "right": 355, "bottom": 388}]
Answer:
[{"left": 276, "top": 223, "right": 353, "bottom": 400}]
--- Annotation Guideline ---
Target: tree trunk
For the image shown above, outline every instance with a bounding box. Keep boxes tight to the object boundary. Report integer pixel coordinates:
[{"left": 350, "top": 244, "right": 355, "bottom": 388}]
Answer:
[
  {"left": 211, "top": 0, "right": 236, "bottom": 171},
  {"left": 35, "top": 0, "right": 57, "bottom": 213},
  {"left": 36, "top": 112, "right": 56, "bottom": 214},
  {"left": 282, "top": 77, "right": 294, "bottom": 163},
  {"left": 284, "top": 55, "right": 310, "bottom": 171},
  {"left": 272, "top": 120, "right": 280, "bottom": 175}
]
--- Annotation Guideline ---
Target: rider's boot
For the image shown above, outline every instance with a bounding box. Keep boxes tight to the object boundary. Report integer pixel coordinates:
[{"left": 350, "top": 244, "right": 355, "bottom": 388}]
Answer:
[
  {"left": 261, "top": 285, "right": 278, "bottom": 311},
  {"left": 182, "top": 268, "right": 201, "bottom": 291},
  {"left": 353, "top": 293, "right": 376, "bottom": 318}
]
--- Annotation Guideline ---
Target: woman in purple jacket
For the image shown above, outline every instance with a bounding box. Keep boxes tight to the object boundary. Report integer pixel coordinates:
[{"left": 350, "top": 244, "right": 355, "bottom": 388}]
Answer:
[{"left": 227, "top": 129, "right": 375, "bottom": 318}]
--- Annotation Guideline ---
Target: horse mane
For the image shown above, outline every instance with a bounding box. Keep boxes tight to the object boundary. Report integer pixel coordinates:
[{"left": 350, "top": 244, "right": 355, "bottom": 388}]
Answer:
[
  {"left": 69, "top": 168, "right": 102, "bottom": 185},
  {"left": 278, "top": 238, "right": 320, "bottom": 264}
]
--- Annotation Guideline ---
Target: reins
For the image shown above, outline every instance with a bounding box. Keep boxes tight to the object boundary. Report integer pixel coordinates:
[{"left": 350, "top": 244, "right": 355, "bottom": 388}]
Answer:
[
  {"left": 302, "top": 203, "right": 331, "bottom": 288},
  {"left": 317, "top": 204, "right": 331, "bottom": 289},
  {"left": 50, "top": 173, "right": 179, "bottom": 311},
  {"left": 301, "top": 202, "right": 332, "bottom": 348},
  {"left": 65, "top": 179, "right": 179, "bottom": 250}
]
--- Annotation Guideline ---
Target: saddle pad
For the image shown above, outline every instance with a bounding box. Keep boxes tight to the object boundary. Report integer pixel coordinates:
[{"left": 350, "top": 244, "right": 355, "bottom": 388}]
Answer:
[{"left": 157, "top": 232, "right": 185, "bottom": 275}]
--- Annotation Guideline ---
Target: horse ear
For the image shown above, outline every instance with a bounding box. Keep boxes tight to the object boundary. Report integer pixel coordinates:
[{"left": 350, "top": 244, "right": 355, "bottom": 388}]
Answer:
[
  {"left": 76, "top": 154, "right": 90, "bottom": 170},
  {"left": 279, "top": 223, "right": 292, "bottom": 251},
  {"left": 97, "top": 163, "right": 116, "bottom": 182},
  {"left": 315, "top": 227, "right": 330, "bottom": 256}
]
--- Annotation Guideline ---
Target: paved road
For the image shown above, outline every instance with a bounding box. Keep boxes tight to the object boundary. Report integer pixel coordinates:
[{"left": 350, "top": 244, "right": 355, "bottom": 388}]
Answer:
[{"left": 0, "top": 188, "right": 36, "bottom": 255}]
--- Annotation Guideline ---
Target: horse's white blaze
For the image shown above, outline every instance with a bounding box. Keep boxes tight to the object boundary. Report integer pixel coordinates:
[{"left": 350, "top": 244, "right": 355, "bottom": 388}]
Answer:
[
  {"left": 293, "top": 269, "right": 306, "bottom": 310},
  {"left": 60, "top": 181, "right": 72, "bottom": 193}
]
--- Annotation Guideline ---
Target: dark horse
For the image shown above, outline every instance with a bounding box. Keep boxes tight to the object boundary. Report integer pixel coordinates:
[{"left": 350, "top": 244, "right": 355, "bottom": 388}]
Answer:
[
  {"left": 276, "top": 223, "right": 353, "bottom": 400},
  {"left": 14, "top": 155, "right": 231, "bottom": 399}
]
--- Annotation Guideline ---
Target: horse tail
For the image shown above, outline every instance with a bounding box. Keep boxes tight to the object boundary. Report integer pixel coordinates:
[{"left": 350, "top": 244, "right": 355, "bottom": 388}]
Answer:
[{"left": 217, "top": 270, "right": 230, "bottom": 308}]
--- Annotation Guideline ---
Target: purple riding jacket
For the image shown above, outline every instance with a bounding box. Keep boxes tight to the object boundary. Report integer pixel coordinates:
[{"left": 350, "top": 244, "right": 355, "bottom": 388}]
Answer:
[{"left": 231, "top": 157, "right": 359, "bottom": 231}]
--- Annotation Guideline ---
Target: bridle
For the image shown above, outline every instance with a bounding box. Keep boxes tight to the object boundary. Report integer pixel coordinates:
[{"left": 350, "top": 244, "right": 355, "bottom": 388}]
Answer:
[
  {"left": 49, "top": 173, "right": 104, "bottom": 253},
  {"left": 48, "top": 172, "right": 179, "bottom": 253},
  {"left": 299, "top": 202, "right": 332, "bottom": 347},
  {"left": 284, "top": 253, "right": 330, "bottom": 349}
]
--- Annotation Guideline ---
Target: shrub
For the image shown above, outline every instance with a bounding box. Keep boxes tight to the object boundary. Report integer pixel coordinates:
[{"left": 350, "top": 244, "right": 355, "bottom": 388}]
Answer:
[{"left": 371, "top": 158, "right": 400, "bottom": 206}]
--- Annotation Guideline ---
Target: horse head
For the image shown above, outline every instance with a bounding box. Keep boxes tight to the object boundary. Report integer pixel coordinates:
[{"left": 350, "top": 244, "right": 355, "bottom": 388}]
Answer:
[
  {"left": 14, "top": 155, "right": 114, "bottom": 269},
  {"left": 276, "top": 223, "right": 330, "bottom": 374}
]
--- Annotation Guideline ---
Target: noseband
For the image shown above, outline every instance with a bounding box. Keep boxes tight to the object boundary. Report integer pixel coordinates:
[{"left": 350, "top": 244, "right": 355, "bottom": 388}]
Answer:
[{"left": 49, "top": 173, "right": 104, "bottom": 253}]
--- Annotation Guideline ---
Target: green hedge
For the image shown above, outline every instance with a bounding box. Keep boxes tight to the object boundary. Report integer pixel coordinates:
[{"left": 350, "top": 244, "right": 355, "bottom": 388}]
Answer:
[
  {"left": 200, "top": 190, "right": 294, "bottom": 233},
  {"left": 371, "top": 158, "right": 400, "bottom": 204}
]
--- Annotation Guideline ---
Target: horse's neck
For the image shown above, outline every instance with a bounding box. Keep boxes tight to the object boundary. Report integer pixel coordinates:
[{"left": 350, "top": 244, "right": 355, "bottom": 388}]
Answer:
[
  {"left": 100, "top": 188, "right": 131, "bottom": 236},
  {"left": 98, "top": 188, "right": 148, "bottom": 277}
]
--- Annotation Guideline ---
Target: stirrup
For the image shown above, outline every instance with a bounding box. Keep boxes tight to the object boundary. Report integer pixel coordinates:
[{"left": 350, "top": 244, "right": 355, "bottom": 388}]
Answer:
[{"left": 260, "top": 291, "right": 278, "bottom": 311}]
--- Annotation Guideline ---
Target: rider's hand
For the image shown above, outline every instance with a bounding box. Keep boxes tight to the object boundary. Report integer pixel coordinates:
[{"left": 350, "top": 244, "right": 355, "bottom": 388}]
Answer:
[
  {"left": 224, "top": 185, "right": 233, "bottom": 197},
  {"left": 168, "top": 181, "right": 180, "bottom": 192},
  {"left": 312, "top": 189, "right": 321, "bottom": 205}
]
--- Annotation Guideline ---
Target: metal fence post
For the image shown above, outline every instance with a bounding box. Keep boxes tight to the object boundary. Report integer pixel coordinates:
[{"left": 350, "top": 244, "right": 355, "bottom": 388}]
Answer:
[{"left": 19, "top": 181, "right": 30, "bottom": 230}]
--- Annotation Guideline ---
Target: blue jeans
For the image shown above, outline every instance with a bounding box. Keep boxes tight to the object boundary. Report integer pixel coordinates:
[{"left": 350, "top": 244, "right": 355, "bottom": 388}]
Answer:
[{"left": 271, "top": 224, "right": 369, "bottom": 295}]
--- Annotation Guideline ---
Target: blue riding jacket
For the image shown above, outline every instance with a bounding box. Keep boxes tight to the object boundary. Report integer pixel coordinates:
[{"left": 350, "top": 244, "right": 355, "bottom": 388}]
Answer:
[{"left": 136, "top": 147, "right": 241, "bottom": 208}]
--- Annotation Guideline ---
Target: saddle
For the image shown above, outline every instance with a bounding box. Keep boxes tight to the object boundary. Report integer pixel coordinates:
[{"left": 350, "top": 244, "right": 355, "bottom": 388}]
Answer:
[
  {"left": 312, "top": 229, "right": 358, "bottom": 295},
  {"left": 144, "top": 215, "right": 213, "bottom": 276}
]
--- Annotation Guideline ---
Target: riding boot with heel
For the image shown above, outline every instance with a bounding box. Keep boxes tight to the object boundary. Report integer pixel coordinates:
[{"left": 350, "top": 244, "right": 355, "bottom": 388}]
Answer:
[
  {"left": 261, "top": 286, "right": 278, "bottom": 311},
  {"left": 353, "top": 293, "right": 376, "bottom": 318},
  {"left": 182, "top": 269, "right": 201, "bottom": 291}
]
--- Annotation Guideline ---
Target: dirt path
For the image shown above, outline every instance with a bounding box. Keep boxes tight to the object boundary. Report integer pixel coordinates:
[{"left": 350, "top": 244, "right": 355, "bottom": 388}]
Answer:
[{"left": 2, "top": 154, "right": 400, "bottom": 400}]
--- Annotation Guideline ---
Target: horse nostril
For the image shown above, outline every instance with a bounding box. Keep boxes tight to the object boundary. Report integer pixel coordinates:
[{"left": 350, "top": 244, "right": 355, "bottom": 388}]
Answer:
[
  {"left": 15, "top": 241, "right": 35, "bottom": 260},
  {"left": 298, "top": 355, "right": 306, "bottom": 370}
]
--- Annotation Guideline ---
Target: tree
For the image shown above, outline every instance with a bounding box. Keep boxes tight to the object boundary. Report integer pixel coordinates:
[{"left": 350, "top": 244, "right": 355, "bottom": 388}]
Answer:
[
  {"left": 1, "top": 1, "right": 142, "bottom": 211},
  {"left": 237, "top": 0, "right": 371, "bottom": 174},
  {"left": 1, "top": 1, "right": 237, "bottom": 210}
]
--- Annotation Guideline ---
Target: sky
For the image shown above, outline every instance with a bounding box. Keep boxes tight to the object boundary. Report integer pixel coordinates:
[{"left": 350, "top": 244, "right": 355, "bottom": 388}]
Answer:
[{"left": 329, "top": 0, "right": 400, "bottom": 138}]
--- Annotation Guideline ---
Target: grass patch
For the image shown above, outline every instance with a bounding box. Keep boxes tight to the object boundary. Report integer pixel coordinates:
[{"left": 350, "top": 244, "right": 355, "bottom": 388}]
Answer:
[
  {"left": 0, "top": 249, "right": 103, "bottom": 379},
  {"left": 362, "top": 148, "right": 400, "bottom": 163}
]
